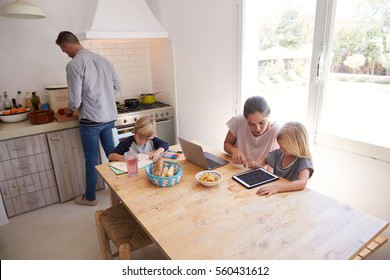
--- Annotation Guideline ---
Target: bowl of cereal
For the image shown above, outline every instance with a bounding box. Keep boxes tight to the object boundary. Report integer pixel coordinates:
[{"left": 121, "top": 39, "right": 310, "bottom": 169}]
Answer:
[{"left": 196, "top": 170, "right": 223, "bottom": 187}]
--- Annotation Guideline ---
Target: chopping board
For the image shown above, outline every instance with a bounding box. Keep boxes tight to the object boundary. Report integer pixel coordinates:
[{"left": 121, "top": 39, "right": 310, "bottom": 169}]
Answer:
[{"left": 54, "top": 113, "right": 78, "bottom": 122}]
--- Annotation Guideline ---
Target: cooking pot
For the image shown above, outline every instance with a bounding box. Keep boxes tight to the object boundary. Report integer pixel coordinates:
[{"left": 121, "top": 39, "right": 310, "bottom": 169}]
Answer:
[
  {"left": 124, "top": 98, "right": 139, "bottom": 109},
  {"left": 140, "top": 91, "right": 160, "bottom": 104}
]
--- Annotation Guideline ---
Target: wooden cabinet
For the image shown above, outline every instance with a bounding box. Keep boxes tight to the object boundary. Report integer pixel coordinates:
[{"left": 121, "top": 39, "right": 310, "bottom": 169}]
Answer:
[
  {"left": 0, "top": 127, "right": 104, "bottom": 216},
  {"left": 47, "top": 128, "right": 86, "bottom": 202},
  {"left": 46, "top": 127, "right": 103, "bottom": 202},
  {"left": 0, "top": 135, "right": 59, "bottom": 217}
]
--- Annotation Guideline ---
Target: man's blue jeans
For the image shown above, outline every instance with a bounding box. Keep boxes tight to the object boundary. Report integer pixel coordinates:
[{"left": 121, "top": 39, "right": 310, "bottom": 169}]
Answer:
[{"left": 79, "top": 121, "right": 115, "bottom": 201}]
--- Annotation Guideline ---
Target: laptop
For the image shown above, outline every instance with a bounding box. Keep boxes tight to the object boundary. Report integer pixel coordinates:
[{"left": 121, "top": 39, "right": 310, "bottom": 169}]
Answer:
[{"left": 178, "top": 137, "right": 229, "bottom": 170}]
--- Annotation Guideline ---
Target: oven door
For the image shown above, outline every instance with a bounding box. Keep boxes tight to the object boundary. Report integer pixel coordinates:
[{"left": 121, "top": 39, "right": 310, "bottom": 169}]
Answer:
[
  {"left": 113, "top": 126, "right": 135, "bottom": 146},
  {"left": 155, "top": 119, "right": 175, "bottom": 146}
]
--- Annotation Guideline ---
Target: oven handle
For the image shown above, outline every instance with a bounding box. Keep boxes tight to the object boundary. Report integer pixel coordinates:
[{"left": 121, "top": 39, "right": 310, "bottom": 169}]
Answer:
[
  {"left": 115, "top": 125, "right": 135, "bottom": 134},
  {"left": 154, "top": 118, "right": 173, "bottom": 124}
]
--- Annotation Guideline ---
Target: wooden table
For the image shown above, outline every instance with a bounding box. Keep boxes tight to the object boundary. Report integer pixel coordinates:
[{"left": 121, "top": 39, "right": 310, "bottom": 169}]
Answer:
[{"left": 96, "top": 141, "right": 388, "bottom": 259}]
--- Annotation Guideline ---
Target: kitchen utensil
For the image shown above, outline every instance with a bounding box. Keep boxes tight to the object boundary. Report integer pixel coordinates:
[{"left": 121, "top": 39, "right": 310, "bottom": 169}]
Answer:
[
  {"left": 124, "top": 98, "right": 139, "bottom": 109},
  {"left": 0, "top": 109, "right": 30, "bottom": 122},
  {"left": 139, "top": 91, "right": 161, "bottom": 104},
  {"left": 28, "top": 109, "right": 55, "bottom": 124}
]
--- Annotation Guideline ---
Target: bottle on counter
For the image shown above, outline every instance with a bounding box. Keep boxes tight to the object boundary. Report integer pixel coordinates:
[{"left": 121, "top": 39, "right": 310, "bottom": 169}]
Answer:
[
  {"left": 25, "top": 91, "right": 32, "bottom": 110},
  {"left": 0, "top": 95, "right": 5, "bottom": 111},
  {"left": 17, "top": 91, "right": 25, "bottom": 107},
  {"left": 3, "top": 92, "right": 11, "bottom": 110},
  {"left": 11, "top": 98, "right": 18, "bottom": 108},
  {"left": 31, "top": 91, "right": 40, "bottom": 111}
]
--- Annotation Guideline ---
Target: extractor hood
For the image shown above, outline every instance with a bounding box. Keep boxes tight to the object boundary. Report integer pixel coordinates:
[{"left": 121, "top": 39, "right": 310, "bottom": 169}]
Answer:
[{"left": 76, "top": 0, "right": 167, "bottom": 40}]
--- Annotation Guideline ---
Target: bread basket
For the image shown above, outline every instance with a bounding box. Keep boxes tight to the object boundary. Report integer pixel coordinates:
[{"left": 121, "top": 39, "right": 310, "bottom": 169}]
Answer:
[
  {"left": 145, "top": 161, "right": 183, "bottom": 187},
  {"left": 28, "top": 109, "right": 55, "bottom": 124}
]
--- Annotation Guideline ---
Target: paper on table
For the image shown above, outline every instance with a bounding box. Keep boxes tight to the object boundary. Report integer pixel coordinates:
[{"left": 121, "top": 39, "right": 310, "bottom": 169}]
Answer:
[{"left": 109, "top": 153, "right": 152, "bottom": 172}]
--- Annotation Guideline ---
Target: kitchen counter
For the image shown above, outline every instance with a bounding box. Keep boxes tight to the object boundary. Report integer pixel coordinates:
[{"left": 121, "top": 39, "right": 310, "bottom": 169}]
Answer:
[{"left": 0, "top": 119, "right": 79, "bottom": 141}]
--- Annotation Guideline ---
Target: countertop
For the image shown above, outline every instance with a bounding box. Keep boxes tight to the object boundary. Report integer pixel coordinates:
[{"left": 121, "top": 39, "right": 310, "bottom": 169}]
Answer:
[{"left": 0, "top": 119, "right": 80, "bottom": 141}]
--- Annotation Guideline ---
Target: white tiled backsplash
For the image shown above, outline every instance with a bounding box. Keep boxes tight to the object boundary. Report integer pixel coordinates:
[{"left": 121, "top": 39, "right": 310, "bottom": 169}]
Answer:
[{"left": 81, "top": 39, "right": 175, "bottom": 105}]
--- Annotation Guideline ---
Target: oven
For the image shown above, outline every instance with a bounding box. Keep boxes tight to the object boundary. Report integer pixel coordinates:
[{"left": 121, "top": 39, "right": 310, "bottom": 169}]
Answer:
[
  {"left": 114, "top": 102, "right": 175, "bottom": 145},
  {"left": 99, "top": 101, "right": 175, "bottom": 166}
]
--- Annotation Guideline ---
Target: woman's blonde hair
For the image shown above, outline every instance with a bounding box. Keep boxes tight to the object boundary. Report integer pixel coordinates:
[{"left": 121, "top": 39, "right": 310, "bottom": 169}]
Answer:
[
  {"left": 277, "top": 122, "right": 313, "bottom": 163},
  {"left": 133, "top": 116, "right": 156, "bottom": 139}
]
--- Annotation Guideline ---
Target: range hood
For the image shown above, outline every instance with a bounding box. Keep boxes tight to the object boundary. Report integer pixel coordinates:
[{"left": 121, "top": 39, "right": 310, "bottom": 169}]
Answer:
[{"left": 76, "top": 0, "right": 167, "bottom": 40}]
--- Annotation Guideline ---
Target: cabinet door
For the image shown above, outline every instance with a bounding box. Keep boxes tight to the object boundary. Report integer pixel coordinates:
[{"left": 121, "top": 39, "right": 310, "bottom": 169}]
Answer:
[
  {"left": 1, "top": 160, "right": 15, "bottom": 180},
  {"left": 0, "top": 140, "right": 11, "bottom": 161},
  {"left": 31, "top": 134, "right": 49, "bottom": 154},
  {"left": 0, "top": 162, "right": 5, "bottom": 181},
  {"left": 4, "top": 196, "right": 24, "bottom": 217},
  {"left": 47, "top": 128, "right": 86, "bottom": 202},
  {"left": 42, "top": 187, "right": 60, "bottom": 205},
  {"left": 11, "top": 156, "right": 38, "bottom": 177},
  {"left": 0, "top": 181, "right": 11, "bottom": 200}
]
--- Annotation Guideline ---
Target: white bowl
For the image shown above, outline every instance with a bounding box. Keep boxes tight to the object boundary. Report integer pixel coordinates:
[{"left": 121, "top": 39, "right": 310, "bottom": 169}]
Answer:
[
  {"left": 196, "top": 170, "right": 223, "bottom": 187},
  {"left": 0, "top": 109, "right": 30, "bottom": 123}
]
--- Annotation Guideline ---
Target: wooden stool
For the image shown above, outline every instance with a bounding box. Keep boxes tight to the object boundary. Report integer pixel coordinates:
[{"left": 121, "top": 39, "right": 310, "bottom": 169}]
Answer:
[
  {"left": 353, "top": 235, "right": 388, "bottom": 260},
  {"left": 95, "top": 203, "right": 153, "bottom": 260}
]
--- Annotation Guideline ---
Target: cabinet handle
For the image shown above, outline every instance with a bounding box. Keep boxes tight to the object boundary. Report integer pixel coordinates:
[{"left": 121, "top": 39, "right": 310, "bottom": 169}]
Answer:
[
  {"left": 50, "top": 136, "right": 62, "bottom": 141},
  {"left": 18, "top": 164, "right": 31, "bottom": 169}
]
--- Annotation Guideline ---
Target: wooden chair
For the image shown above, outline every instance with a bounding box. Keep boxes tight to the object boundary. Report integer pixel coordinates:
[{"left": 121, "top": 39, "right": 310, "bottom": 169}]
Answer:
[
  {"left": 95, "top": 203, "right": 153, "bottom": 260},
  {"left": 353, "top": 235, "right": 388, "bottom": 260}
]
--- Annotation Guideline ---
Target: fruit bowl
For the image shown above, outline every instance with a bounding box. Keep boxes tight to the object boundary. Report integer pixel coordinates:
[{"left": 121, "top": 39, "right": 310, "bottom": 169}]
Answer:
[{"left": 0, "top": 108, "right": 30, "bottom": 123}]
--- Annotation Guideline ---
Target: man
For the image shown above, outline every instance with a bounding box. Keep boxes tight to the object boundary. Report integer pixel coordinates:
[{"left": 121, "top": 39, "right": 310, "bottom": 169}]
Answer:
[{"left": 56, "top": 31, "right": 121, "bottom": 206}]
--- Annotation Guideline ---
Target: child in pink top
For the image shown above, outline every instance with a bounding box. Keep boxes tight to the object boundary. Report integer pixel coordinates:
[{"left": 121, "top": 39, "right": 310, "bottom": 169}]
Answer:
[{"left": 224, "top": 96, "right": 280, "bottom": 169}]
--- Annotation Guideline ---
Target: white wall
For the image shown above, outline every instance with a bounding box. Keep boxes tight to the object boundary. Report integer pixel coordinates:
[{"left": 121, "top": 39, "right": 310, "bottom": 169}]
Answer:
[
  {"left": 0, "top": 0, "right": 90, "bottom": 97},
  {"left": 0, "top": 0, "right": 238, "bottom": 150},
  {"left": 147, "top": 0, "right": 238, "bottom": 149}
]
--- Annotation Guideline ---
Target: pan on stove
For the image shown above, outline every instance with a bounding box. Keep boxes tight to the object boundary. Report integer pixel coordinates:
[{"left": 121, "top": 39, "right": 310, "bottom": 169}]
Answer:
[
  {"left": 140, "top": 91, "right": 161, "bottom": 104},
  {"left": 124, "top": 98, "right": 139, "bottom": 109}
]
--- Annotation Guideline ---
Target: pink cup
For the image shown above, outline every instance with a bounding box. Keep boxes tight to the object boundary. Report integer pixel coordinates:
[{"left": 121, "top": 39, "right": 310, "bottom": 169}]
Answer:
[{"left": 124, "top": 151, "right": 138, "bottom": 176}]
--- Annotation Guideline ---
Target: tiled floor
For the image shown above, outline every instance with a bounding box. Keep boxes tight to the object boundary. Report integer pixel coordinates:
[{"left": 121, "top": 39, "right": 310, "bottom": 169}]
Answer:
[{"left": 0, "top": 144, "right": 388, "bottom": 260}]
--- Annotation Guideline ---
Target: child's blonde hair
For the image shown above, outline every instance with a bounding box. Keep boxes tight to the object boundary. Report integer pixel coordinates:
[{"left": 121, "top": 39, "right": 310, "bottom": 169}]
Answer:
[
  {"left": 133, "top": 116, "right": 156, "bottom": 139},
  {"left": 277, "top": 121, "right": 313, "bottom": 163}
]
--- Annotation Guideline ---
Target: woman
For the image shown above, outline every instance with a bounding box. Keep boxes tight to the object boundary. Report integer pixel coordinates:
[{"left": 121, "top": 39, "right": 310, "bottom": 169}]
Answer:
[{"left": 224, "top": 96, "right": 280, "bottom": 169}]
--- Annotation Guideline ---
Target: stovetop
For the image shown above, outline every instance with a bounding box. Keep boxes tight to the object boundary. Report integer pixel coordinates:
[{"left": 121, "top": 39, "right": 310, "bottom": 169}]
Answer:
[
  {"left": 115, "top": 101, "right": 174, "bottom": 127},
  {"left": 117, "top": 101, "right": 170, "bottom": 114}
]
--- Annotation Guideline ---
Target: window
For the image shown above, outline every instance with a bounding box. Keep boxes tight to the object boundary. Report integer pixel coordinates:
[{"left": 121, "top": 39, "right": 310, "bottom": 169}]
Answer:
[{"left": 241, "top": 0, "right": 390, "bottom": 161}]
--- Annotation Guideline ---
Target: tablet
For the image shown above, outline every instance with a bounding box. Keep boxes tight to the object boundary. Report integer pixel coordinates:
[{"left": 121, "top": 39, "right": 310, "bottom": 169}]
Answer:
[{"left": 232, "top": 168, "right": 279, "bottom": 189}]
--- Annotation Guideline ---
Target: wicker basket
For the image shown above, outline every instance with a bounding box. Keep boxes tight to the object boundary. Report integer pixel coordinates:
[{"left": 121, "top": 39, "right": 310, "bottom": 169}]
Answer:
[
  {"left": 145, "top": 161, "right": 183, "bottom": 187},
  {"left": 28, "top": 109, "right": 55, "bottom": 124}
]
